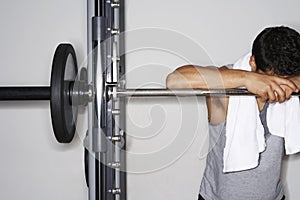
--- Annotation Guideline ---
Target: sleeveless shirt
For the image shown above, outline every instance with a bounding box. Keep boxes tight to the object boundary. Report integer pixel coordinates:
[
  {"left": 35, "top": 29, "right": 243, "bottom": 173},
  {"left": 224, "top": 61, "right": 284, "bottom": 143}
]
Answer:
[{"left": 199, "top": 103, "right": 285, "bottom": 200}]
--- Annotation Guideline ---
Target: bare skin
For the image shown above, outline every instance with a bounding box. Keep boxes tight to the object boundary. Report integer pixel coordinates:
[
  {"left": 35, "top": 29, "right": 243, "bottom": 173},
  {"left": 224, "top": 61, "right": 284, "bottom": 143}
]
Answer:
[{"left": 166, "top": 60, "right": 300, "bottom": 124}]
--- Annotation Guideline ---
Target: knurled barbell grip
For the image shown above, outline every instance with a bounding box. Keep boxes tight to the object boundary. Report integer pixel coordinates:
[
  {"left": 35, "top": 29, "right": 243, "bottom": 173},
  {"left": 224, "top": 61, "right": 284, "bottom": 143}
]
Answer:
[{"left": 0, "top": 87, "right": 50, "bottom": 101}]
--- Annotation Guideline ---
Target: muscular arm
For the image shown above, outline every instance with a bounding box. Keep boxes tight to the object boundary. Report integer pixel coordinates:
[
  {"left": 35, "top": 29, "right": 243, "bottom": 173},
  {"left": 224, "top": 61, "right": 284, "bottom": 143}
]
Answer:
[
  {"left": 166, "top": 65, "right": 298, "bottom": 124},
  {"left": 166, "top": 65, "right": 246, "bottom": 89},
  {"left": 166, "top": 65, "right": 297, "bottom": 99}
]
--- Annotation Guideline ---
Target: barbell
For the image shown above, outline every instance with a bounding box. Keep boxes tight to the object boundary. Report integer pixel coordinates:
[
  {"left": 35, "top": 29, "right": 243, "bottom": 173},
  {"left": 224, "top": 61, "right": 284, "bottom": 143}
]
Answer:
[
  {"left": 1, "top": 43, "right": 300, "bottom": 144},
  {"left": 0, "top": 43, "right": 91, "bottom": 143}
]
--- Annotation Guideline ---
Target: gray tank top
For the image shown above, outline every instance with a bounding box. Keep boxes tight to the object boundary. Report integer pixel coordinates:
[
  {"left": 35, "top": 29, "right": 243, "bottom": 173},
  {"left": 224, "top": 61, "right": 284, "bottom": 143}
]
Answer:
[{"left": 200, "top": 103, "right": 285, "bottom": 200}]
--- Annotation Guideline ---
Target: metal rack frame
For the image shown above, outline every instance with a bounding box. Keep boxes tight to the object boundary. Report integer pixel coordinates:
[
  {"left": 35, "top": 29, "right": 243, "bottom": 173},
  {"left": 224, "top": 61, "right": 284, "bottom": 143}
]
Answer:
[{"left": 86, "top": 1, "right": 126, "bottom": 200}]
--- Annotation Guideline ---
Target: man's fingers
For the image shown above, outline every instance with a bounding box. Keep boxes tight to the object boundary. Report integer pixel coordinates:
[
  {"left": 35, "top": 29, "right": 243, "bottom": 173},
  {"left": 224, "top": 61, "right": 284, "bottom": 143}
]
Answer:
[
  {"left": 286, "top": 90, "right": 292, "bottom": 100},
  {"left": 267, "top": 89, "right": 276, "bottom": 103},
  {"left": 279, "top": 78, "right": 298, "bottom": 92},
  {"left": 280, "top": 85, "right": 293, "bottom": 100},
  {"left": 272, "top": 84, "right": 286, "bottom": 103}
]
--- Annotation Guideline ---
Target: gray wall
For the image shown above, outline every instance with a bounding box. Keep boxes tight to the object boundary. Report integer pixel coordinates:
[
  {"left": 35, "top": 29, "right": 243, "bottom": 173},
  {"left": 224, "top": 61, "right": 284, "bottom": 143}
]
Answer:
[
  {"left": 125, "top": 0, "right": 300, "bottom": 200},
  {"left": 0, "top": 0, "right": 300, "bottom": 200},
  {"left": 0, "top": 0, "right": 87, "bottom": 199}
]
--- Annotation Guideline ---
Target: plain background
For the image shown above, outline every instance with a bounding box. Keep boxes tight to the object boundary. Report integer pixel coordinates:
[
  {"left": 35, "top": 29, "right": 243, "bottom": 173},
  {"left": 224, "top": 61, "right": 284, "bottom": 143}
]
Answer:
[{"left": 0, "top": 0, "right": 300, "bottom": 200}]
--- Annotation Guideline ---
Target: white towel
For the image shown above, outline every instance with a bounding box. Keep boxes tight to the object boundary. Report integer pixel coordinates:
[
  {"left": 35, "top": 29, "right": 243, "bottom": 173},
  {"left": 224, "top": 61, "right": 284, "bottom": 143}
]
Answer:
[{"left": 223, "top": 53, "right": 300, "bottom": 173}]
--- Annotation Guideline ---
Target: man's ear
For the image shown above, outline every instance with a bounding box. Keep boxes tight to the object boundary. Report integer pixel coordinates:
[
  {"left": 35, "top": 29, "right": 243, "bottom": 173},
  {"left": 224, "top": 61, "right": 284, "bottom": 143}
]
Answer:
[{"left": 249, "top": 56, "right": 257, "bottom": 72}]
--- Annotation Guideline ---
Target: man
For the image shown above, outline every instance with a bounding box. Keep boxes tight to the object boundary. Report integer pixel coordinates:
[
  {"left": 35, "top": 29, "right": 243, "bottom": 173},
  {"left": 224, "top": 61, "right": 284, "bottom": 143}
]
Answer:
[{"left": 166, "top": 26, "right": 300, "bottom": 200}]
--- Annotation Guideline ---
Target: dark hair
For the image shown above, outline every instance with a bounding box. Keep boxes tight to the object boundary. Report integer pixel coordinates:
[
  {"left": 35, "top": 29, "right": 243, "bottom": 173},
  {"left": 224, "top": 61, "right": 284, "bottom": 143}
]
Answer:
[{"left": 252, "top": 26, "right": 300, "bottom": 76}]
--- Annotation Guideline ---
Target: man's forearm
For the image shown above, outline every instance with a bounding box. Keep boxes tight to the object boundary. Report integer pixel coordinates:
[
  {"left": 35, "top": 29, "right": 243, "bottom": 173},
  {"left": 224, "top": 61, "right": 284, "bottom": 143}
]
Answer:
[
  {"left": 166, "top": 65, "right": 298, "bottom": 102},
  {"left": 166, "top": 65, "right": 255, "bottom": 89}
]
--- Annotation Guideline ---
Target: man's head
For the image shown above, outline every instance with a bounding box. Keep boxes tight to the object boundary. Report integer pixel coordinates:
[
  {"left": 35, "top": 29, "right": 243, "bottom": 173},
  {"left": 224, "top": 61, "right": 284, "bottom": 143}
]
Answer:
[{"left": 250, "top": 26, "right": 300, "bottom": 76}]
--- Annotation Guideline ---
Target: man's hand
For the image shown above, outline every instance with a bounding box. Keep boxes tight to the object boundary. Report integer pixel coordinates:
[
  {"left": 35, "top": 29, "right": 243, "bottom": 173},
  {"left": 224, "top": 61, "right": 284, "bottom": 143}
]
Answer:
[
  {"left": 244, "top": 72, "right": 299, "bottom": 103},
  {"left": 280, "top": 75, "right": 300, "bottom": 101},
  {"left": 288, "top": 75, "right": 300, "bottom": 90}
]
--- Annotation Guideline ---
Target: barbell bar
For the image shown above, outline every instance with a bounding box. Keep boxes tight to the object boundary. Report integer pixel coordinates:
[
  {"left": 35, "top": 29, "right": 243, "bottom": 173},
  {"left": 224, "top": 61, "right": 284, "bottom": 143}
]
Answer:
[
  {"left": 0, "top": 87, "right": 50, "bottom": 101},
  {"left": 2, "top": 86, "right": 299, "bottom": 102},
  {"left": 113, "top": 88, "right": 254, "bottom": 97},
  {"left": 2, "top": 43, "right": 300, "bottom": 143},
  {"left": 106, "top": 85, "right": 300, "bottom": 99}
]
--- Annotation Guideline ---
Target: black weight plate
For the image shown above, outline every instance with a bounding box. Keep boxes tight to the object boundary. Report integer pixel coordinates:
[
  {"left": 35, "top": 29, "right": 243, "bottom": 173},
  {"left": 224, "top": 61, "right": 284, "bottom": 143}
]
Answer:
[
  {"left": 84, "top": 145, "right": 89, "bottom": 187},
  {"left": 50, "top": 43, "right": 78, "bottom": 143}
]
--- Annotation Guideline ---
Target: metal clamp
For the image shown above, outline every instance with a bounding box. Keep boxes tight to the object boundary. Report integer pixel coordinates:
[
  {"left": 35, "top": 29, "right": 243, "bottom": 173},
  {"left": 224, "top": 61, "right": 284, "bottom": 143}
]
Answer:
[{"left": 72, "top": 81, "right": 94, "bottom": 106}]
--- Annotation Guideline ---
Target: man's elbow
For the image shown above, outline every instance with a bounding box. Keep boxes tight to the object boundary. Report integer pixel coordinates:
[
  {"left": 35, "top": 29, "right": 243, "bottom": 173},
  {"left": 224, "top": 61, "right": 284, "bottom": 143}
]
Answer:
[
  {"left": 166, "top": 65, "right": 193, "bottom": 89},
  {"left": 166, "top": 72, "right": 177, "bottom": 89}
]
